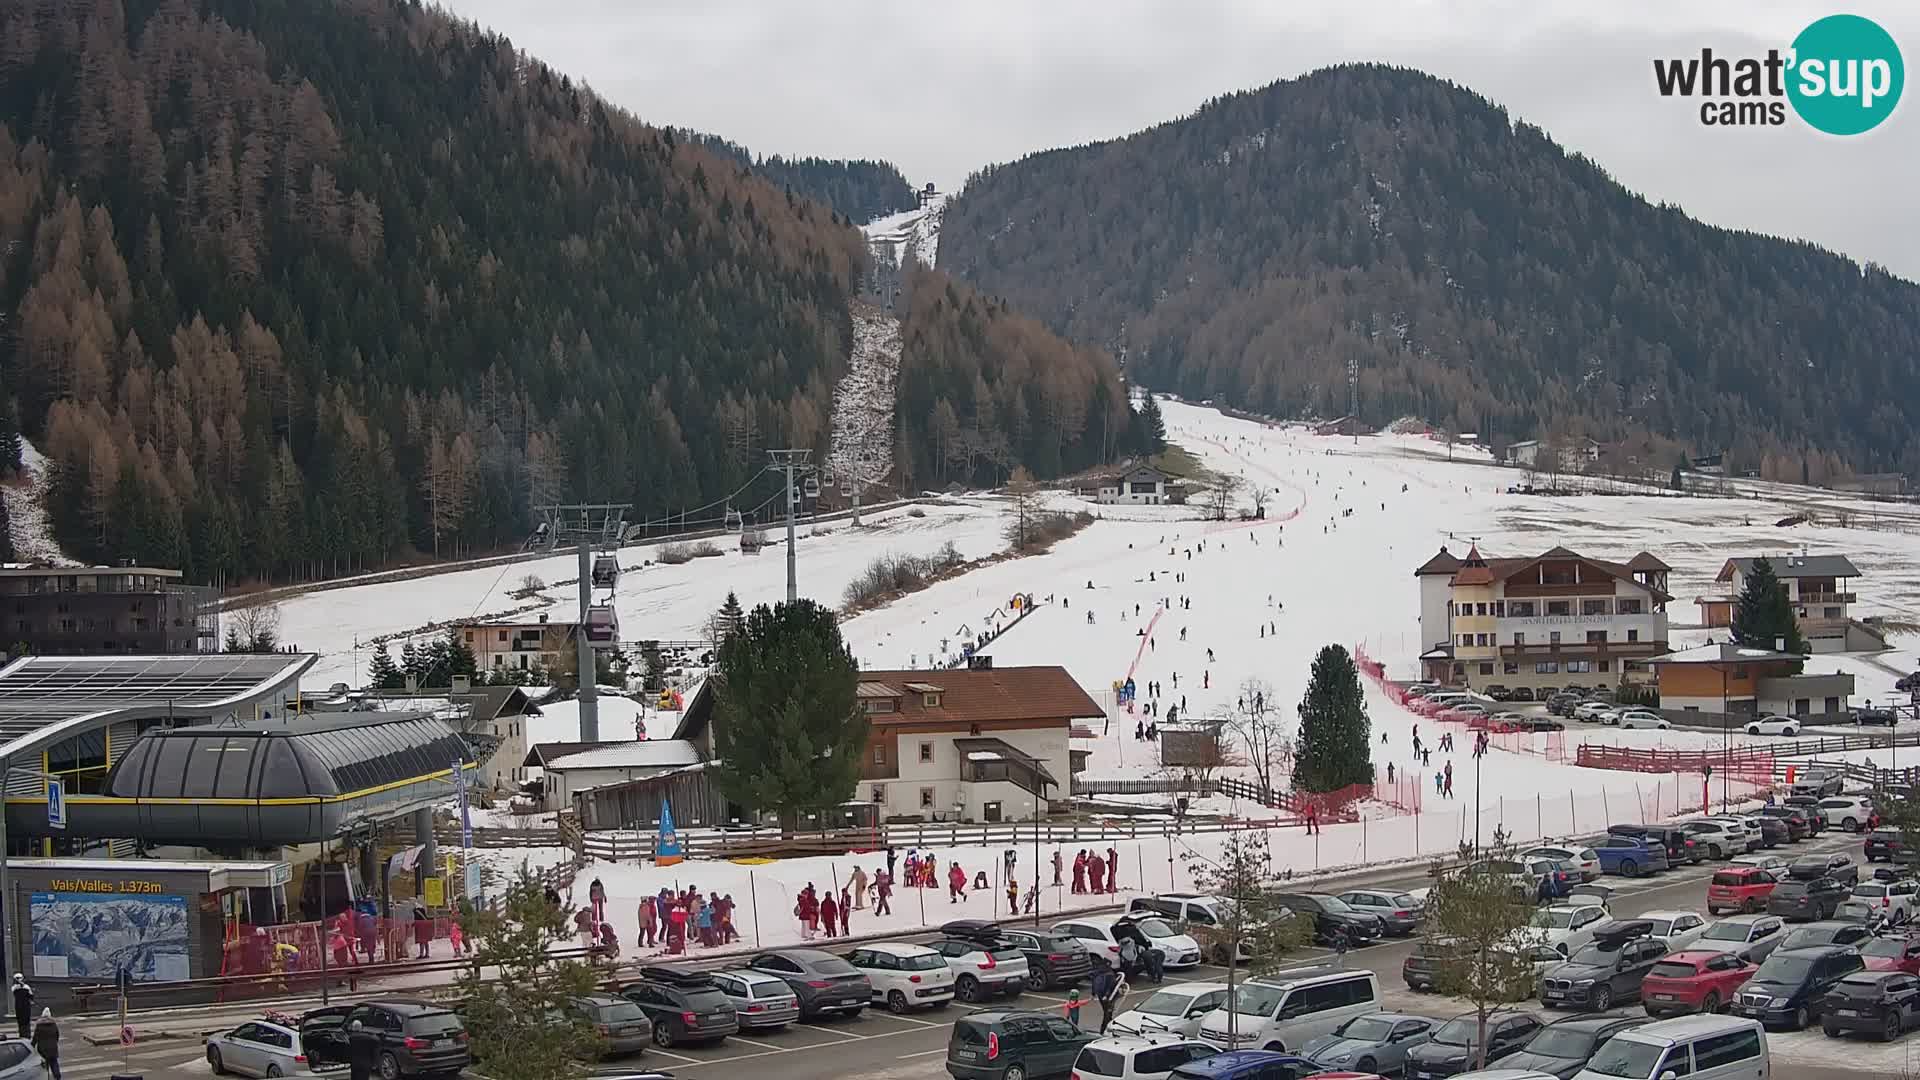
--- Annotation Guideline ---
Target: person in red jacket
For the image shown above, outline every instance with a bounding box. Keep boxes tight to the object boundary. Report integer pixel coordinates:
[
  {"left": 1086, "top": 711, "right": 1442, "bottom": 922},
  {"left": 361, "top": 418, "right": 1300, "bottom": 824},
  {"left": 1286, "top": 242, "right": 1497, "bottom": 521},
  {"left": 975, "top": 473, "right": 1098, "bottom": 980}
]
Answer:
[
  {"left": 1087, "top": 853, "right": 1105, "bottom": 894},
  {"left": 820, "top": 891, "right": 840, "bottom": 938},
  {"left": 797, "top": 884, "right": 820, "bottom": 939},
  {"left": 948, "top": 862, "right": 968, "bottom": 903},
  {"left": 1072, "top": 851, "right": 1088, "bottom": 894}
]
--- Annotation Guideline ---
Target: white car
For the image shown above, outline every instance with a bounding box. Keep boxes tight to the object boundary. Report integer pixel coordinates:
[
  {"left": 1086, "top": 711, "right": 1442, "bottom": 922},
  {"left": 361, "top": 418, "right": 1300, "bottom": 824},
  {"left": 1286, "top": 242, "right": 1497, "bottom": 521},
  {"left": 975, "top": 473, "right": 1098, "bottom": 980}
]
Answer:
[
  {"left": 1573, "top": 702, "right": 1617, "bottom": 723},
  {"left": 1744, "top": 715, "right": 1801, "bottom": 736},
  {"left": 844, "top": 941, "right": 955, "bottom": 1013},
  {"left": 928, "top": 935, "right": 1029, "bottom": 1002},
  {"left": 1111, "top": 981, "right": 1232, "bottom": 1038},
  {"left": 1053, "top": 914, "right": 1203, "bottom": 970},
  {"left": 1816, "top": 796, "right": 1876, "bottom": 832},
  {"left": 1681, "top": 821, "right": 1744, "bottom": 860},
  {"left": 1851, "top": 880, "right": 1918, "bottom": 923},
  {"left": 1523, "top": 845, "right": 1601, "bottom": 882},
  {"left": 1529, "top": 904, "right": 1610, "bottom": 956},
  {"left": 1702, "top": 817, "right": 1761, "bottom": 852},
  {"left": 1616, "top": 710, "right": 1669, "bottom": 729},
  {"left": 1638, "top": 910, "right": 1710, "bottom": 951},
  {"left": 1070, "top": 1036, "right": 1222, "bottom": 1080},
  {"left": 1730, "top": 853, "right": 1788, "bottom": 874},
  {"left": 204, "top": 1019, "right": 309, "bottom": 1079},
  {"left": 1697, "top": 914, "right": 1785, "bottom": 961}
]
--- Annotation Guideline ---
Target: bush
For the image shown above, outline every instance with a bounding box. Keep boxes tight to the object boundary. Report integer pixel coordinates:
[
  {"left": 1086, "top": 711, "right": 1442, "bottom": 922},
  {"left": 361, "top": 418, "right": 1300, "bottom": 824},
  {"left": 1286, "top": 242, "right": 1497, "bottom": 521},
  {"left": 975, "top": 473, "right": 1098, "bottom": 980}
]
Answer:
[
  {"left": 658, "top": 540, "right": 722, "bottom": 565},
  {"left": 906, "top": 507, "right": 927, "bottom": 518},
  {"left": 844, "top": 542, "right": 965, "bottom": 606}
]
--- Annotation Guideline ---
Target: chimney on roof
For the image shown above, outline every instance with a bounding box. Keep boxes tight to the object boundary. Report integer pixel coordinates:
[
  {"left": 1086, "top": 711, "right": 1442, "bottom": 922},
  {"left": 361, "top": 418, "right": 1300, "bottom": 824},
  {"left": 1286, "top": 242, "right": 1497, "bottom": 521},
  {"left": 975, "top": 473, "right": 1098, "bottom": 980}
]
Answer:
[
  {"left": 1775, "top": 636, "right": 1785, "bottom": 652},
  {"left": 539, "top": 613, "right": 549, "bottom": 623}
]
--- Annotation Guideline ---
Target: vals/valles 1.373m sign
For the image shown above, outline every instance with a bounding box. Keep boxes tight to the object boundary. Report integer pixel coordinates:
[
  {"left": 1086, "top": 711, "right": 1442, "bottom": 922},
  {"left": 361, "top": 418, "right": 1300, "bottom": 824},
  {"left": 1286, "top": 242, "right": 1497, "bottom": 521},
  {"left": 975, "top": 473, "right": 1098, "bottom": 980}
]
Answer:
[{"left": 1654, "top": 13, "right": 1904, "bottom": 134}]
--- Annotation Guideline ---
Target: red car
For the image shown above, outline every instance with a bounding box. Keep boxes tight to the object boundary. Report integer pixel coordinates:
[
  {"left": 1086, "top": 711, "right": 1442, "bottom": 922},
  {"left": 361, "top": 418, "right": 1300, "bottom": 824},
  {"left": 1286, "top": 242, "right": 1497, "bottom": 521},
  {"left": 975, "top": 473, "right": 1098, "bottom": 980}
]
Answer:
[
  {"left": 1639, "top": 949, "right": 1757, "bottom": 1017},
  {"left": 1861, "top": 934, "right": 1920, "bottom": 975},
  {"left": 1705, "top": 867, "right": 1780, "bottom": 915}
]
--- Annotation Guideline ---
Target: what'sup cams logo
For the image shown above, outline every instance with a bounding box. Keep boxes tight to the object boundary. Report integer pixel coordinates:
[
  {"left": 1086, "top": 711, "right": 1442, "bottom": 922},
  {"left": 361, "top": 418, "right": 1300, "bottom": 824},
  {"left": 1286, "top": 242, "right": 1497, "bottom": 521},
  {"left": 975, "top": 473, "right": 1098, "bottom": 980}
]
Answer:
[{"left": 1654, "top": 13, "right": 1904, "bottom": 134}]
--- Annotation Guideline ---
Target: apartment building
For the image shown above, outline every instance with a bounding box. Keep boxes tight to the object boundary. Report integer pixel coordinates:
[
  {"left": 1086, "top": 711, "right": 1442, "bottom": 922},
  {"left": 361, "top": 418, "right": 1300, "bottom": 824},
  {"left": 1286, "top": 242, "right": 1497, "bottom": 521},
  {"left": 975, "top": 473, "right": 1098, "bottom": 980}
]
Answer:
[
  {"left": 1697, "top": 554, "right": 1884, "bottom": 653},
  {"left": 0, "top": 563, "right": 217, "bottom": 655}
]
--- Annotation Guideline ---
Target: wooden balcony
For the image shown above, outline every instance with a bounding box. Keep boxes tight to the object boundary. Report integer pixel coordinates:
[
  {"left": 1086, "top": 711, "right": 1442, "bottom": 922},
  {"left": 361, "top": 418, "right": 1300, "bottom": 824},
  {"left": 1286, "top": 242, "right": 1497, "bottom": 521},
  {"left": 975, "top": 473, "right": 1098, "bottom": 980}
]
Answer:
[
  {"left": 1795, "top": 591, "right": 1856, "bottom": 605},
  {"left": 1499, "top": 641, "right": 1666, "bottom": 658}
]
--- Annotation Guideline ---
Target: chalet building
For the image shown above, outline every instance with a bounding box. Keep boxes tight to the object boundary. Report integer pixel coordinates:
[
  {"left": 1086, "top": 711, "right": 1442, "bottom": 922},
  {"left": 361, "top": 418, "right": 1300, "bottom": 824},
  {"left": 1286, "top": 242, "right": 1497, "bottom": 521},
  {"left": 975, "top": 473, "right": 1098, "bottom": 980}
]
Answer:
[
  {"left": 1078, "top": 463, "right": 1173, "bottom": 505},
  {"left": 524, "top": 738, "right": 702, "bottom": 812},
  {"left": 1507, "top": 438, "right": 1601, "bottom": 472},
  {"left": 0, "top": 563, "right": 217, "bottom": 655},
  {"left": 461, "top": 611, "right": 619, "bottom": 672},
  {"left": 855, "top": 665, "right": 1102, "bottom": 822},
  {"left": 1646, "top": 642, "right": 1854, "bottom": 722},
  {"left": 1313, "top": 416, "right": 1373, "bottom": 437},
  {"left": 1415, "top": 545, "right": 1671, "bottom": 694},
  {"left": 1695, "top": 554, "right": 1885, "bottom": 653}
]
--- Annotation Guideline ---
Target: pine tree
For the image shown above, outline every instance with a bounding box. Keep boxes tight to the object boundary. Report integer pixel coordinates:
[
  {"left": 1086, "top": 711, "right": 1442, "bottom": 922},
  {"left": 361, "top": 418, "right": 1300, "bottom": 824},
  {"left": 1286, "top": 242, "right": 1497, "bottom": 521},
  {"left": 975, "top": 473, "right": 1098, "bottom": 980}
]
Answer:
[
  {"left": 0, "top": 493, "right": 11, "bottom": 562},
  {"left": 709, "top": 599, "right": 867, "bottom": 829},
  {"left": 1137, "top": 393, "right": 1167, "bottom": 453},
  {"left": 0, "top": 397, "right": 21, "bottom": 474},
  {"left": 367, "top": 643, "right": 401, "bottom": 689},
  {"left": 1730, "top": 557, "right": 1807, "bottom": 665},
  {"left": 453, "top": 868, "right": 599, "bottom": 1079},
  {"left": 1669, "top": 461, "right": 1683, "bottom": 491},
  {"left": 400, "top": 640, "right": 424, "bottom": 685},
  {"left": 1295, "top": 643, "right": 1372, "bottom": 791},
  {"left": 714, "top": 591, "right": 746, "bottom": 642},
  {"left": 444, "top": 626, "right": 478, "bottom": 679}
]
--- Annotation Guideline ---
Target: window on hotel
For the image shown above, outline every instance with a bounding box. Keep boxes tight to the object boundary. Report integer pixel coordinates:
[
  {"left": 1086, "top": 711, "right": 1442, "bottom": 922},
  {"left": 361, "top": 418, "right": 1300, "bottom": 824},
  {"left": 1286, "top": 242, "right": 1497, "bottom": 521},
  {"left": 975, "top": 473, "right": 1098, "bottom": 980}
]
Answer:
[
  {"left": 919, "top": 742, "right": 934, "bottom": 763},
  {"left": 1627, "top": 629, "right": 1639, "bottom": 643},
  {"left": 1617, "top": 598, "right": 1643, "bottom": 615},
  {"left": 1582, "top": 599, "right": 1609, "bottom": 616},
  {"left": 1598, "top": 660, "right": 1611, "bottom": 673},
  {"left": 872, "top": 744, "right": 886, "bottom": 765},
  {"left": 1503, "top": 662, "right": 1520, "bottom": 675},
  {"left": 1493, "top": 601, "right": 1506, "bottom": 617},
  {"left": 1475, "top": 634, "right": 1490, "bottom": 647},
  {"left": 1460, "top": 634, "right": 1472, "bottom": 647},
  {"left": 920, "top": 787, "right": 935, "bottom": 808},
  {"left": 1547, "top": 601, "right": 1572, "bottom": 616},
  {"left": 1824, "top": 607, "right": 1841, "bottom": 618},
  {"left": 1587, "top": 630, "right": 1608, "bottom": 644},
  {"left": 871, "top": 785, "right": 886, "bottom": 803},
  {"left": 1509, "top": 601, "right": 1536, "bottom": 617},
  {"left": 1479, "top": 663, "right": 1494, "bottom": 676},
  {"left": 1566, "top": 660, "right": 1593, "bottom": 673},
  {"left": 1476, "top": 603, "right": 1488, "bottom": 616},
  {"left": 1513, "top": 632, "right": 1526, "bottom": 645},
  {"left": 1535, "top": 661, "right": 1560, "bottom": 674},
  {"left": 1549, "top": 631, "right": 1562, "bottom": 644}
]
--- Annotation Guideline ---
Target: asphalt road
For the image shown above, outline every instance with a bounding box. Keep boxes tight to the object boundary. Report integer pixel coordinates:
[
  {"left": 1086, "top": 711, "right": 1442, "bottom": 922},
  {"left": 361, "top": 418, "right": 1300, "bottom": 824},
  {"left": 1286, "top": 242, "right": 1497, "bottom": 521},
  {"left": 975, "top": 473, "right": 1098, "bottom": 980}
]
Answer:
[{"left": 70, "top": 828, "right": 1907, "bottom": 1079}]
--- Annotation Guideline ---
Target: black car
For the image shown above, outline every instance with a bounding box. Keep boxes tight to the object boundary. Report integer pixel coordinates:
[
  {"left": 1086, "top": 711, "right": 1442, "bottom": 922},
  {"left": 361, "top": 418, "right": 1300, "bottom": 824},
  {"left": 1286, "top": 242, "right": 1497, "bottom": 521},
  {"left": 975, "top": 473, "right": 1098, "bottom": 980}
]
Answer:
[
  {"left": 1744, "top": 815, "right": 1791, "bottom": 848},
  {"left": 1403, "top": 1010, "right": 1542, "bottom": 1079},
  {"left": 1267, "top": 892, "right": 1385, "bottom": 946},
  {"left": 1607, "top": 824, "right": 1700, "bottom": 866},
  {"left": 1790, "top": 853, "right": 1859, "bottom": 886},
  {"left": 619, "top": 965, "right": 740, "bottom": 1047},
  {"left": 326, "top": 999, "right": 470, "bottom": 1078},
  {"left": 1783, "top": 796, "right": 1832, "bottom": 834},
  {"left": 1539, "top": 924, "right": 1668, "bottom": 1012},
  {"left": 1403, "top": 937, "right": 1450, "bottom": 991},
  {"left": 1495, "top": 1013, "right": 1650, "bottom": 1080},
  {"left": 1767, "top": 877, "right": 1851, "bottom": 921},
  {"left": 991, "top": 926, "right": 1094, "bottom": 991},
  {"left": 1514, "top": 715, "right": 1566, "bottom": 732},
  {"left": 1734, "top": 945, "right": 1865, "bottom": 1029},
  {"left": 565, "top": 994, "right": 654, "bottom": 1058},
  {"left": 1760, "top": 806, "right": 1816, "bottom": 840},
  {"left": 748, "top": 948, "right": 871, "bottom": 1019},
  {"left": 945, "top": 1010, "right": 1097, "bottom": 1080},
  {"left": 1865, "top": 828, "right": 1909, "bottom": 863},
  {"left": 1819, "top": 971, "right": 1920, "bottom": 1040},
  {"left": 1780, "top": 920, "right": 1876, "bottom": 952},
  {"left": 1853, "top": 706, "right": 1899, "bottom": 726}
]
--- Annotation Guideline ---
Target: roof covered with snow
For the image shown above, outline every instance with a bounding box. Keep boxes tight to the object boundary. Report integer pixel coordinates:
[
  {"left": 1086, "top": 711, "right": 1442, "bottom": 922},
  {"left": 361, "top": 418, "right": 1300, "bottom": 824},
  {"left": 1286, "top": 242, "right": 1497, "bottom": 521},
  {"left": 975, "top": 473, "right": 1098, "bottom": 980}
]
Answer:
[
  {"left": 1646, "top": 642, "right": 1806, "bottom": 665},
  {"left": 538, "top": 738, "right": 701, "bottom": 772},
  {"left": 1718, "top": 554, "right": 1861, "bottom": 580},
  {"left": 854, "top": 666, "right": 1103, "bottom": 725}
]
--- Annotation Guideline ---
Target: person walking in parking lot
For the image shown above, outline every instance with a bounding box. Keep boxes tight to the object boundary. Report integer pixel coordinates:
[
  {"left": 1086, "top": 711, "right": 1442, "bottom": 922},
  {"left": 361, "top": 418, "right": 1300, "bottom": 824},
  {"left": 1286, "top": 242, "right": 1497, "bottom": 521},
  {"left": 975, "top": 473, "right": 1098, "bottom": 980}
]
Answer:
[
  {"left": 32, "top": 1008, "right": 59, "bottom": 1080},
  {"left": 948, "top": 861, "right": 968, "bottom": 903}
]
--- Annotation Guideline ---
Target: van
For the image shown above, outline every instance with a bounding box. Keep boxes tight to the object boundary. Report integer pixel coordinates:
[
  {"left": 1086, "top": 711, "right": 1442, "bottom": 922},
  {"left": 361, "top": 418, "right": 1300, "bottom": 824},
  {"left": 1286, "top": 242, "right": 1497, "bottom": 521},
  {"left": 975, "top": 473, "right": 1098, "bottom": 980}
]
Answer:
[
  {"left": 1196, "top": 966, "right": 1379, "bottom": 1053},
  {"left": 1570, "top": 1014, "right": 1767, "bottom": 1080}
]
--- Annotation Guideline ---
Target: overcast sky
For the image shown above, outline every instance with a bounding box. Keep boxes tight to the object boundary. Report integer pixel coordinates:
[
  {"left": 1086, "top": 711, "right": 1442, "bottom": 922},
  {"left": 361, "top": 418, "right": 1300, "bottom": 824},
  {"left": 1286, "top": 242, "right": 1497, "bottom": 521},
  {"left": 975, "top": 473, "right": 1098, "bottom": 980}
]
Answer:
[{"left": 439, "top": 0, "right": 1919, "bottom": 280}]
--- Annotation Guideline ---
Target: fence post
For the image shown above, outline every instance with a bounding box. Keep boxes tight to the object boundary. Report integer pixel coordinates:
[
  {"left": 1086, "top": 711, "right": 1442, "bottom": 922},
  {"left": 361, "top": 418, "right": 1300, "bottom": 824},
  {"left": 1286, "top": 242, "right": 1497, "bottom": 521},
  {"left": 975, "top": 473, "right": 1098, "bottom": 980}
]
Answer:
[
  {"left": 1537, "top": 795, "right": 1544, "bottom": 840},
  {"left": 1602, "top": 788, "right": 1610, "bottom": 824},
  {"left": 749, "top": 870, "right": 762, "bottom": 947}
]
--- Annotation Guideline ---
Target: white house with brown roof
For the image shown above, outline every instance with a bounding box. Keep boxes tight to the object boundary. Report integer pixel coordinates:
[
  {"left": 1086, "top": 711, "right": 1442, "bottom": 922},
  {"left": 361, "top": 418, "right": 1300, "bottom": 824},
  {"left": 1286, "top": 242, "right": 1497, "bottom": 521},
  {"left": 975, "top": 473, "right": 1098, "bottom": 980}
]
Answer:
[
  {"left": 854, "top": 666, "right": 1104, "bottom": 822},
  {"left": 1076, "top": 463, "right": 1173, "bottom": 505},
  {"left": 1695, "top": 553, "right": 1884, "bottom": 653},
  {"left": 1414, "top": 544, "right": 1672, "bottom": 694}
]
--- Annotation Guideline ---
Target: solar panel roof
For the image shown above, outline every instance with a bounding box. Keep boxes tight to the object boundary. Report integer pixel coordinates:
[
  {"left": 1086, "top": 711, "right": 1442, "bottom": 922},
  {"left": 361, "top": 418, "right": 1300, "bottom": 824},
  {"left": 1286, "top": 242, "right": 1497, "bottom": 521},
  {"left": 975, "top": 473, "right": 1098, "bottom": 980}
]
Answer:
[{"left": 0, "top": 653, "right": 313, "bottom": 751}]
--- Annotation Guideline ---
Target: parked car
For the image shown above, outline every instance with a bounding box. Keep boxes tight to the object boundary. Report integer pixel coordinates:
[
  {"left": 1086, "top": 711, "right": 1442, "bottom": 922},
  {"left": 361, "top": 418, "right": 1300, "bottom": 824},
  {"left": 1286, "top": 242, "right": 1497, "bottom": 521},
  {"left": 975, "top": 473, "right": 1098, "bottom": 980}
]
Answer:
[
  {"left": 0, "top": 1042, "right": 46, "bottom": 1080},
  {"left": 1816, "top": 797, "right": 1876, "bottom": 832},
  {"left": 1495, "top": 1013, "right": 1651, "bottom": 1079},
  {"left": 1054, "top": 915, "right": 1175, "bottom": 976},
  {"left": 620, "top": 966, "right": 741, "bottom": 1048},
  {"left": 564, "top": 993, "right": 654, "bottom": 1058},
  {"left": 1864, "top": 828, "right": 1908, "bottom": 863},
  {"left": 1070, "top": 1036, "right": 1220, "bottom": 1079},
  {"left": 1572, "top": 702, "right": 1617, "bottom": 723},
  {"left": 1335, "top": 888, "right": 1428, "bottom": 936},
  {"left": 1485, "top": 685, "right": 1513, "bottom": 701},
  {"left": 1540, "top": 925, "right": 1669, "bottom": 1012},
  {"left": 1707, "top": 868, "right": 1781, "bottom": 916},
  {"left": 1566, "top": 883, "right": 1620, "bottom": 912},
  {"left": 1816, "top": 970, "right": 1920, "bottom": 1040},
  {"left": 1697, "top": 915, "right": 1787, "bottom": 963},
  {"left": 1782, "top": 795, "right": 1832, "bottom": 833},
  {"left": 708, "top": 968, "right": 801, "bottom": 1030},
  {"left": 1767, "top": 877, "right": 1851, "bottom": 922},
  {"left": 1851, "top": 705, "right": 1898, "bottom": 726},
  {"left": 1790, "top": 767, "right": 1844, "bottom": 797},
  {"left": 1700, "top": 817, "right": 1760, "bottom": 853},
  {"left": 1607, "top": 824, "right": 1700, "bottom": 866},
  {"left": 1731, "top": 945, "right": 1865, "bottom": 1029},
  {"left": 1780, "top": 920, "right": 1875, "bottom": 952},
  {"left": 1745, "top": 716, "right": 1802, "bottom": 737},
  {"left": 1403, "top": 1010, "right": 1542, "bottom": 1079},
  {"left": 1756, "top": 806, "right": 1814, "bottom": 841},
  {"left": 1570, "top": 1015, "right": 1769, "bottom": 1080},
  {"left": 1638, "top": 911, "right": 1710, "bottom": 952},
  {"left": 1832, "top": 899, "right": 1892, "bottom": 931},
  {"left": 1111, "top": 982, "right": 1232, "bottom": 1038},
  {"left": 1514, "top": 715, "right": 1567, "bottom": 732},
  {"left": 1641, "top": 950, "right": 1759, "bottom": 1017},
  {"left": 1616, "top": 710, "right": 1670, "bottom": 730},
  {"left": 1861, "top": 933, "right": 1920, "bottom": 975},
  {"left": 1404, "top": 938, "right": 1452, "bottom": 992},
  {"left": 1524, "top": 846, "right": 1602, "bottom": 882},
  {"left": 1302, "top": 1012, "right": 1438, "bottom": 1075},
  {"left": 946, "top": 1009, "right": 1098, "bottom": 1079},
  {"left": 994, "top": 926, "right": 1096, "bottom": 990},
  {"left": 844, "top": 941, "right": 955, "bottom": 1013},
  {"left": 1678, "top": 822, "right": 1739, "bottom": 861},
  {"left": 1591, "top": 835, "right": 1669, "bottom": 878},
  {"left": 1164, "top": 1051, "right": 1327, "bottom": 1080},
  {"left": 1266, "top": 892, "right": 1386, "bottom": 946},
  {"left": 745, "top": 948, "right": 870, "bottom": 1019},
  {"left": 1197, "top": 968, "right": 1381, "bottom": 1052},
  {"left": 1530, "top": 905, "right": 1612, "bottom": 958},
  {"left": 928, "top": 933, "right": 1032, "bottom": 1001},
  {"left": 1790, "top": 853, "right": 1858, "bottom": 886},
  {"left": 333, "top": 999, "right": 471, "bottom": 1078},
  {"left": 1849, "top": 879, "right": 1917, "bottom": 923},
  {"left": 1729, "top": 853, "right": 1787, "bottom": 874},
  {"left": 205, "top": 1018, "right": 312, "bottom": 1078},
  {"left": 1443, "top": 704, "right": 1492, "bottom": 723},
  {"left": 1739, "top": 814, "right": 1791, "bottom": 848}
]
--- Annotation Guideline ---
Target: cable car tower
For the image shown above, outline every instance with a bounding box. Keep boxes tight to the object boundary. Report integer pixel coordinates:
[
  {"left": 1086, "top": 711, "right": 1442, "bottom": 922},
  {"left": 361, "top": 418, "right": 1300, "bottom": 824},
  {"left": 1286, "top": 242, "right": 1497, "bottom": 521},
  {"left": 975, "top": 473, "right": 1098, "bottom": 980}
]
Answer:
[{"left": 532, "top": 502, "right": 630, "bottom": 741}]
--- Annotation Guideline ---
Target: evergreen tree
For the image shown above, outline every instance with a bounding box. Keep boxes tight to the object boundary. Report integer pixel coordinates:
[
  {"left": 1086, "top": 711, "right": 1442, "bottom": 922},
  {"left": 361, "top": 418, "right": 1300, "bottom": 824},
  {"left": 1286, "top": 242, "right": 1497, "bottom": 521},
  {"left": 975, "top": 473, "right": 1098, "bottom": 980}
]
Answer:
[
  {"left": 367, "top": 643, "right": 402, "bottom": 690},
  {"left": 445, "top": 626, "right": 478, "bottom": 679},
  {"left": 453, "top": 869, "right": 598, "bottom": 1080},
  {"left": 1137, "top": 393, "right": 1168, "bottom": 453},
  {"left": 0, "top": 397, "right": 20, "bottom": 474},
  {"left": 709, "top": 599, "right": 867, "bottom": 829},
  {"left": 0, "top": 493, "right": 10, "bottom": 561},
  {"left": 1295, "top": 643, "right": 1372, "bottom": 791},
  {"left": 713, "top": 591, "right": 746, "bottom": 644},
  {"left": 1730, "top": 557, "right": 1808, "bottom": 665},
  {"left": 223, "top": 627, "right": 245, "bottom": 653},
  {"left": 1669, "top": 461, "right": 1684, "bottom": 490},
  {"left": 400, "top": 640, "right": 424, "bottom": 686},
  {"left": 639, "top": 640, "right": 666, "bottom": 693}
]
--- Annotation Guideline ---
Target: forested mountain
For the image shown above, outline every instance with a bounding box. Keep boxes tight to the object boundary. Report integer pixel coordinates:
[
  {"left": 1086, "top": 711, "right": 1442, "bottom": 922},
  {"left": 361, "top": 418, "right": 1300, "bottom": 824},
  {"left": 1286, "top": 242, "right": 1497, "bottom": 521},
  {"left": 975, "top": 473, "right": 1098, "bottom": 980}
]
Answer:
[
  {"left": 942, "top": 64, "right": 1920, "bottom": 479},
  {"left": 0, "top": 0, "right": 1118, "bottom": 585},
  {"left": 679, "top": 132, "right": 917, "bottom": 224}
]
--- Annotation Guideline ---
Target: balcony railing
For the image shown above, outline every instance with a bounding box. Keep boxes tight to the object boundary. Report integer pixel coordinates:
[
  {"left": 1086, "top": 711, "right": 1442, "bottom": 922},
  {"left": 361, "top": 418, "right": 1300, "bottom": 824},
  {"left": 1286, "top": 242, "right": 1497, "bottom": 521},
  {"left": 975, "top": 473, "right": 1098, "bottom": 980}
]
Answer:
[
  {"left": 1499, "top": 641, "right": 1665, "bottom": 658},
  {"left": 1795, "top": 591, "right": 1856, "bottom": 605}
]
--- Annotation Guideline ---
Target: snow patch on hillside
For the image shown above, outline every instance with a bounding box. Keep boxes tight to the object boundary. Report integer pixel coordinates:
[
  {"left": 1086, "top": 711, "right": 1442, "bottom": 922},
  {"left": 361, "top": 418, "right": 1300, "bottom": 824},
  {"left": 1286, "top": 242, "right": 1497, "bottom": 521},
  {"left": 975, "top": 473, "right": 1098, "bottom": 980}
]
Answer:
[
  {"left": 827, "top": 303, "right": 900, "bottom": 492},
  {"left": 2, "top": 440, "right": 78, "bottom": 566},
  {"left": 863, "top": 193, "right": 945, "bottom": 268}
]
